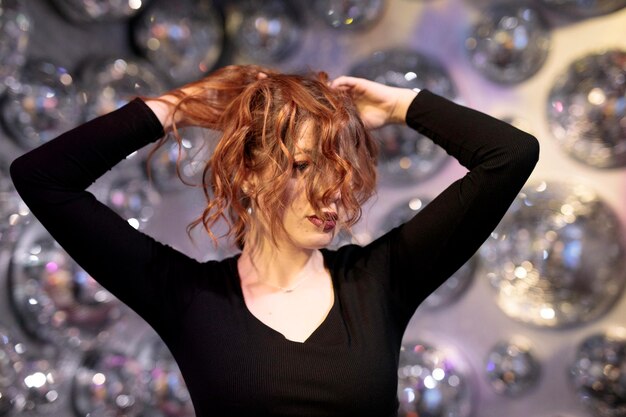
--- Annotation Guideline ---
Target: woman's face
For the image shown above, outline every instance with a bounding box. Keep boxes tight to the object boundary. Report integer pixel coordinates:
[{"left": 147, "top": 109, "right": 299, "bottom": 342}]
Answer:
[
  {"left": 279, "top": 131, "right": 340, "bottom": 251},
  {"left": 252, "top": 125, "right": 341, "bottom": 252}
]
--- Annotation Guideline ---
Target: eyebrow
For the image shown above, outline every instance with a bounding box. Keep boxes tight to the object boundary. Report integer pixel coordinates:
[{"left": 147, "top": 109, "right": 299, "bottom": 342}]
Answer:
[{"left": 294, "top": 148, "right": 313, "bottom": 157}]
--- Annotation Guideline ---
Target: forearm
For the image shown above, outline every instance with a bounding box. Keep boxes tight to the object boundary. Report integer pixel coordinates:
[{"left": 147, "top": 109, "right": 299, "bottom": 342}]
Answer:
[
  {"left": 11, "top": 98, "right": 164, "bottom": 198},
  {"left": 405, "top": 90, "right": 539, "bottom": 172}
]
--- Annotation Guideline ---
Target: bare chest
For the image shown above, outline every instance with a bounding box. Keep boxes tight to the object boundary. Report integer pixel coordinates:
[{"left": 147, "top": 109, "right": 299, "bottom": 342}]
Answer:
[{"left": 242, "top": 272, "right": 334, "bottom": 343}]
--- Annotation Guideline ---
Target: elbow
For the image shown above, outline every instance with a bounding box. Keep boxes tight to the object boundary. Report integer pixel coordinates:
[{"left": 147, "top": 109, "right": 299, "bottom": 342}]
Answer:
[
  {"left": 510, "top": 133, "right": 540, "bottom": 179},
  {"left": 522, "top": 133, "right": 540, "bottom": 169}
]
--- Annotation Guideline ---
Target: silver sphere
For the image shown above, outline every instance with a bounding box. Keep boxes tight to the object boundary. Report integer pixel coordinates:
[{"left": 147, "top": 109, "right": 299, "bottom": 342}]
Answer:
[
  {"left": 17, "top": 358, "right": 63, "bottom": 414},
  {"left": 377, "top": 197, "right": 475, "bottom": 309},
  {"left": 350, "top": 49, "right": 456, "bottom": 184},
  {"left": 80, "top": 57, "right": 166, "bottom": 122},
  {"left": 133, "top": 0, "right": 224, "bottom": 84},
  {"left": 547, "top": 49, "right": 626, "bottom": 168},
  {"left": 0, "top": 164, "right": 30, "bottom": 247},
  {"left": 539, "top": 0, "right": 626, "bottom": 17},
  {"left": 72, "top": 348, "right": 148, "bottom": 417},
  {"left": 0, "top": 0, "right": 30, "bottom": 95},
  {"left": 1, "top": 60, "right": 82, "bottom": 150},
  {"left": 136, "top": 334, "right": 194, "bottom": 417},
  {"left": 50, "top": 0, "right": 151, "bottom": 22},
  {"left": 485, "top": 338, "right": 541, "bottom": 396},
  {"left": 465, "top": 4, "right": 550, "bottom": 84},
  {"left": 569, "top": 330, "right": 626, "bottom": 417},
  {"left": 104, "top": 170, "right": 161, "bottom": 230},
  {"left": 313, "top": 0, "right": 386, "bottom": 30},
  {"left": 227, "top": 0, "right": 302, "bottom": 63},
  {"left": 480, "top": 181, "right": 626, "bottom": 328},
  {"left": 146, "top": 127, "right": 217, "bottom": 193},
  {"left": 398, "top": 342, "right": 473, "bottom": 417},
  {"left": 10, "top": 222, "right": 126, "bottom": 349},
  {"left": 0, "top": 325, "right": 25, "bottom": 416}
]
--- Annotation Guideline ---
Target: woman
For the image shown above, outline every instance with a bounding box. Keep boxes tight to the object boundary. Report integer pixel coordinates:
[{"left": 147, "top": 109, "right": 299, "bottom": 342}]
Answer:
[{"left": 10, "top": 65, "right": 539, "bottom": 417}]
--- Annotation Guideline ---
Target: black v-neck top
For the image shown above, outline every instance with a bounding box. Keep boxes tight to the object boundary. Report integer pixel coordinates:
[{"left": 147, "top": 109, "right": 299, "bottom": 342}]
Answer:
[{"left": 10, "top": 90, "right": 539, "bottom": 417}]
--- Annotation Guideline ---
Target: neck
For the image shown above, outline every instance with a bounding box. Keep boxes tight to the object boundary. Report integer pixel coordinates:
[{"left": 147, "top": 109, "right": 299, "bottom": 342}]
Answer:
[{"left": 238, "top": 227, "right": 323, "bottom": 291}]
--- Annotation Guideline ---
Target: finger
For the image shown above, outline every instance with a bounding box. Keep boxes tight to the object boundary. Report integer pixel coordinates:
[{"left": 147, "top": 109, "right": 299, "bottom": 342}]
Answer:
[
  {"left": 256, "top": 72, "right": 268, "bottom": 80},
  {"left": 330, "top": 75, "right": 361, "bottom": 89}
]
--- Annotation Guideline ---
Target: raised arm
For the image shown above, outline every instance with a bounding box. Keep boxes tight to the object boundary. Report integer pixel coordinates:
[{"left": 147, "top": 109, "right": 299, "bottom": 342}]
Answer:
[
  {"left": 9, "top": 99, "right": 201, "bottom": 337},
  {"left": 332, "top": 76, "right": 539, "bottom": 318}
]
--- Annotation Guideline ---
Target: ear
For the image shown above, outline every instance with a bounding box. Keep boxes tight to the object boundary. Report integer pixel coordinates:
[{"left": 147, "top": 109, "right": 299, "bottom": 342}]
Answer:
[{"left": 241, "top": 173, "right": 258, "bottom": 196}]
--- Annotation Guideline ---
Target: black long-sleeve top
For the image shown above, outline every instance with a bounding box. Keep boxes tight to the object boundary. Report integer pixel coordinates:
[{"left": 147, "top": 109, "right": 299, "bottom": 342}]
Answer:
[{"left": 10, "top": 90, "right": 539, "bottom": 417}]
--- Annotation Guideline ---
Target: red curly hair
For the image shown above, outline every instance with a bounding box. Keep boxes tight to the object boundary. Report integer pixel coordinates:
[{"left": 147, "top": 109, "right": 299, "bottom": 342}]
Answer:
[{"left": 150, "top": 65, "right": 378, "bottom": 248}]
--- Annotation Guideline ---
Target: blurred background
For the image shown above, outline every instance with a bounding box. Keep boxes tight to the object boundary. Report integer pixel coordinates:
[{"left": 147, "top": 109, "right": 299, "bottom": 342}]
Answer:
[{"left": 0, "top": 0, "right": 625, "bottom": 416}]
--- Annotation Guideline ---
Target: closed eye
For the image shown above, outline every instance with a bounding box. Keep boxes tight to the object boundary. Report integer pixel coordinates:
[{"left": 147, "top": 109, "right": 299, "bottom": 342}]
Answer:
[{"left": 293, "top": 161, "right": 310, "bottom": 172}]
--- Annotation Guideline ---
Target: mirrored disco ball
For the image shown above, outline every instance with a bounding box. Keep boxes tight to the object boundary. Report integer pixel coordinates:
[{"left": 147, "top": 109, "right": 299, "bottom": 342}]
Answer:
[
  {"left": 80, "top": 57, "right": 166, "bottom": 122},
  {"left": 0, "top": 0, "right": 29, "bottom": 95},
  {"left": 480, "top": 181, "right": 626, "bottom": 328},
  {"left": 1, "top": 60, "right": 82, "bottom": 150},
  {"left": 539, "top": 0, "right": 626, "bottom": 17},
  {"left": 133, "top": 0, "right": 224, "bottom": 84},
  {"left": 136, "top": 334, "right": 193, "bottom": 417},
  {"left": 228, "top": 0, "right": 302, "bottom": 62},
  {"left": 313, "top": 0, "right": 385, "bottom": 30},
  {"left": 376, "top": 197, "right": 475, "bottom": 309},
  {"left": 350, "top": 49, "right": 456, "bottom": 184},
  {"left": 17, "top": 358, "right": 63, "bottom": 414},
  {"left": 0, "top": 325, "right": 26, "bottom": 416},
  {"left": 105, "top": 171, "right": 161, "bottom": 230},
  {"left": 72, "top": 348, "right": 148, "bottom": 417},
  {"left": 50, "top": 0, "right": 151, "bottom": 22},
  {"left": 485, "top": 338, "right": 540, "bottom": 396},
  {"left": 10, "top": 222, "right": 126, "bottom": 349},
  {"left": 147, "top": 127, "right": 217, "bottom": 193},
  {"left": 547, "top": 49, "right": 626, "bottom": 168},
  {"left": 465, "top": 4, "right": 550, "bottom": 84},
  {"left": 569, "top": 330, "right": 626, "bottom": 417},
  {"left": 398, "top": 342, "right": 473, "bottom": 417},
  {"left": 0, "top": 165, "right": 30, "bottom": 247}
]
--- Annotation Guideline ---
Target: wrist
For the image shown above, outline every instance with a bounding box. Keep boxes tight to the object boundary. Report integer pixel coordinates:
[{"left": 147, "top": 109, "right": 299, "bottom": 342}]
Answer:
[
  {"left": 144, "top": 95, "right": 178, "bottom": 131},
  {"left": 391, "top": 88, "right": 419, "bottom": 125}
]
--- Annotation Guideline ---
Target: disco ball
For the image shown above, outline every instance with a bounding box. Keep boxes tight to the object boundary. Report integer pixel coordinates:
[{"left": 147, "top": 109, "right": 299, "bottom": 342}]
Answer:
[
  {"left": 480, "top": 181, "right": 626, "bottom": 328},
  {"left": 313, "top": 0, "right": 385, "bottom": 30},
  {"left": 350, "top": 49, "right": 456, "bottom": 184},
  {"left": 1, "top": 60, "right": 82, "bottom": 150},
  {"left": 0, "top": 0, "right": 29, "bottom": 95},
  {"left": 376, "top": 197, "right": 475, "bottom": 309},
  {"left": 146, "top": 127, "right": 217, "bottom": 193},
  {"left": 0, "top": 325, "right": 26, "bottom": 416},
  {"left": 547, "top": 49, "right": 626, "bottom": 168},
  {"left": 465, "top": 4, "right": 550, "bottom": 84},
  {"left": 104, "top": 170, "right": 161, "bottom": 230},
  {"left": 72, "top": 348, "right": 148, "bottom": 417},
  {"left": 485, "top": 338, "right": 540, "bottom": 396},
  {"left": 136, "top": 334, "right": 194, "bottom": 417},
  {"left": 539, "top": 0, "right": 626, "bottom": 17},
  {"left": 50, "top": 0, "right": 151, "bottom": 22},
  {"left": 17, "top": 358, "right": 63, "bottom": 414},
  {"left": 227, "top": 0, "right": 302, "bottom": 62},
  {"left": 80, "top": 57, "right": 166, "bottom": 122},
  {"left": 0, "top": 165, "right": 30, "bottom": 247},
  {"left": 398, "top": 342, "right": 473, "bottom": 417},
  {"left": 10, "top": 222, "right": 126, "bottom": 349},
  {"left": 133, "top": 0, "right": 224, "bottom": 84},
  {"left": 569, "top": 330, "right": 626, "bottom": 417}
]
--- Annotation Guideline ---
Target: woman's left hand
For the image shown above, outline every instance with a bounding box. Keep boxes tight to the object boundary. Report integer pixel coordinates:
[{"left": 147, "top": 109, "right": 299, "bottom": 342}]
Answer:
[{"left": 330, "top": 76, "right": 419, "bottom": 129}]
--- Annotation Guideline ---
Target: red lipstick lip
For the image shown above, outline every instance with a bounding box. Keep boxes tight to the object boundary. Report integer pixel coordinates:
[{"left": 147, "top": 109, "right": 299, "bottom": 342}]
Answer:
[{"left": 307, "top": 213, "right": 337, "bottom": 231}]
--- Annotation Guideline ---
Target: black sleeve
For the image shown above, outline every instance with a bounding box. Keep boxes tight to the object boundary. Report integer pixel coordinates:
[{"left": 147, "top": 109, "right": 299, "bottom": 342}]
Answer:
[
  {"left": 10, "top": 99, "right": 200, "bottom": 337},
  {"left": 384, "top": 89, "right": 540, "bottom": 319}
]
